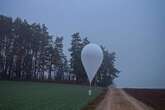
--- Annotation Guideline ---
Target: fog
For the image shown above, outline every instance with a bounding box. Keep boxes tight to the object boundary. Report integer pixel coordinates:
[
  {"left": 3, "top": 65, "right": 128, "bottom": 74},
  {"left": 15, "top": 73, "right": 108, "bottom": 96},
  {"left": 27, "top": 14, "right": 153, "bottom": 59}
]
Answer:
[{"left": 1, "top": 0, "right": 165, "bottom": 88}]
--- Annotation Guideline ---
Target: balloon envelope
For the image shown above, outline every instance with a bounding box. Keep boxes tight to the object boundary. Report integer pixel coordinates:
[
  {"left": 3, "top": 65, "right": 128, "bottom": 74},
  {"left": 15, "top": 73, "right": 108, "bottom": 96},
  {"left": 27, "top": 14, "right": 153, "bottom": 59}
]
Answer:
[{"left": 81, "top": 44, "right": 103, "bottom": 84}]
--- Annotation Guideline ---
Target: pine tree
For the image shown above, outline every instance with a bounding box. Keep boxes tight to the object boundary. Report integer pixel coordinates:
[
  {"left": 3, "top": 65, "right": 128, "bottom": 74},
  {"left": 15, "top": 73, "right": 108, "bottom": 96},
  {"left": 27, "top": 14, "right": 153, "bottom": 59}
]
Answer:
[
  {"left": 96, "top": 46, "right": 119, "bottom": 87},
  {"left": 0, "top": 15, "right": 13, "bottom": 79},
  {"left": 69, "top": 33, "right": 90, "bottom": 83},
  {"left": 54, "top": 36, "right": 66, "bottom": 80},
  {"left": 69, "top": 33, "right": 83, "bottom": 82}
]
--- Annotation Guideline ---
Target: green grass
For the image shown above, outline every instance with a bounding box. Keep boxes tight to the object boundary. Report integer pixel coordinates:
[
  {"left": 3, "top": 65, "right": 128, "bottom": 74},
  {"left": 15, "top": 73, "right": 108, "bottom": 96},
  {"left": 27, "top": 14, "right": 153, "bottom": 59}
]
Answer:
[{"left": 0, "top": 81, "right": 101, "bottom": 110}]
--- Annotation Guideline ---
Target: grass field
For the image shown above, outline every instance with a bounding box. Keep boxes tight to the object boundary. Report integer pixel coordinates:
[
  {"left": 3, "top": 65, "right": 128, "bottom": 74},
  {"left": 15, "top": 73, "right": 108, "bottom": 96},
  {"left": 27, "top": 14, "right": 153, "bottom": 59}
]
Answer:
[{"left": 0, "top": 81, "right": 102, "bottom": 110}]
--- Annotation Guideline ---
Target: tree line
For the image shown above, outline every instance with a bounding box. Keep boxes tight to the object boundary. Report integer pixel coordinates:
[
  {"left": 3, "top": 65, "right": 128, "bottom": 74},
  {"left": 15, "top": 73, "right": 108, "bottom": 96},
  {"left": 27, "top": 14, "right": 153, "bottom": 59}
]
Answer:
[{"left": 0, "top": 15, "right": 119, "bottom": 87}]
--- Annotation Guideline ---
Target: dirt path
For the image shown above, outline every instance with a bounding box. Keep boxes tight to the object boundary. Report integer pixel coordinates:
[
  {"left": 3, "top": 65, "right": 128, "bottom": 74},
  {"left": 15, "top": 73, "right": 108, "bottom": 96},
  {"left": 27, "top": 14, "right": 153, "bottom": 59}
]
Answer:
[{"left": 96, "top": 87, "right": 154, "bottom": 110}]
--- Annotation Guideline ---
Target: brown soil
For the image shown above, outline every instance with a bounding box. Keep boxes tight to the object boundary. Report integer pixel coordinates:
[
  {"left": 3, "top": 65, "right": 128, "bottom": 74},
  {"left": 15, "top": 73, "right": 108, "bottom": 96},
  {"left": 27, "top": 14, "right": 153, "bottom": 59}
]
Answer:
[
  {"left": 124, "top": 88, "right": 165, "bottom": 110},
  {"left": 96, "top": 87, "right": 154, "bottom": 110}
]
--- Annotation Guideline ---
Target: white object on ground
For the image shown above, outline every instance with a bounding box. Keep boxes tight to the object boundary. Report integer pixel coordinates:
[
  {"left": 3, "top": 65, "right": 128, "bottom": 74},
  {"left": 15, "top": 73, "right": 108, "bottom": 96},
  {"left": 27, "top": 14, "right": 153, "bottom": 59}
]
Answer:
[{"left": 88, "top": 89, "right": 92, "bottom": 96}]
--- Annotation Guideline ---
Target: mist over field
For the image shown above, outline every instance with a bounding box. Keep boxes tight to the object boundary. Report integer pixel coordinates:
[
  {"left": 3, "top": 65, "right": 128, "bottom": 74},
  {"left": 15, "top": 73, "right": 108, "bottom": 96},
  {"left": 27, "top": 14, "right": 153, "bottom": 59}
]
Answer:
[{"left": 0, "top": 0, "right": 165, "bottom": 88}]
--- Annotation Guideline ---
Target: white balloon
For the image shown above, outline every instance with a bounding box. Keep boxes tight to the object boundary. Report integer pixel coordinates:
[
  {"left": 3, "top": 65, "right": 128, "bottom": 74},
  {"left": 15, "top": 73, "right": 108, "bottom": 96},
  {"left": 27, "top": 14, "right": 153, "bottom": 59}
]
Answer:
[{"left": 81, "top": 43, "right": 103, "bottom": 85}]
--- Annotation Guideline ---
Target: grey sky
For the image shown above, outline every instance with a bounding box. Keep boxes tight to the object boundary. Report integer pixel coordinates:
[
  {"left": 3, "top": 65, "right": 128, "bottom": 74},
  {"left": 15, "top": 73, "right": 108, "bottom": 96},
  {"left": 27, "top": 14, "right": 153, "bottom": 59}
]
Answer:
[{"left": 1, "top": 0, "right": 165, "bottom": 88}]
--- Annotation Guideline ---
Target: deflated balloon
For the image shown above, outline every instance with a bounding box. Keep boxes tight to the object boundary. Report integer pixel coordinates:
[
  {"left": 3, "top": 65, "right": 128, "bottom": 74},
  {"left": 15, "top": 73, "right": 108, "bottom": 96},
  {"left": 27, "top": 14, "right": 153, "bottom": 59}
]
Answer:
[{"left": 81, "top": 43, "right": 103, "bottom": 84}]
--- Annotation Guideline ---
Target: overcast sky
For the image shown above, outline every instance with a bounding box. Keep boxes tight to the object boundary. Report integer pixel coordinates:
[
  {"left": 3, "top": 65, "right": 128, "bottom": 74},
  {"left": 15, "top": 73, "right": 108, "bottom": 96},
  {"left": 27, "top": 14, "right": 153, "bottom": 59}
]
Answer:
[{"left": 1, "top": 0, "right": 165, "bottom": 88}]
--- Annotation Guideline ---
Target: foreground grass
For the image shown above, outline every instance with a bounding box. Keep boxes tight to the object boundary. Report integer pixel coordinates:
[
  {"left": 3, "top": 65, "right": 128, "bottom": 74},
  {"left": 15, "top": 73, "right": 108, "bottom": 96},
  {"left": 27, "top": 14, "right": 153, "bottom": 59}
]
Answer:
[{"left": 0, "top": 81, "right": 101, "bottom": 110}]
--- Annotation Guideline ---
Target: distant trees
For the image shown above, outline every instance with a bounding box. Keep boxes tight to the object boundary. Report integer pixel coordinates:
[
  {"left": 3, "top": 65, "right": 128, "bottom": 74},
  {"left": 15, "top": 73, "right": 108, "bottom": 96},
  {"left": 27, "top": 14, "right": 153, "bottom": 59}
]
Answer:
[
  {"left": 0, "top": 15, "right": 119, "bottom": 87},
  {"left": 96, "top": 46, "right": 120, "bottom": 86},
  {"left": 0, "top": 15, "right": 13, "bottom": 80},
  {"left": 69, "top": 33, "right": 90, "bottom": 83},
  {"left": 0, "top": 15, "right": 58, "bottom": 80},
  {"left": 54, "top": 36, "right": 67, "bottom": 80}
]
